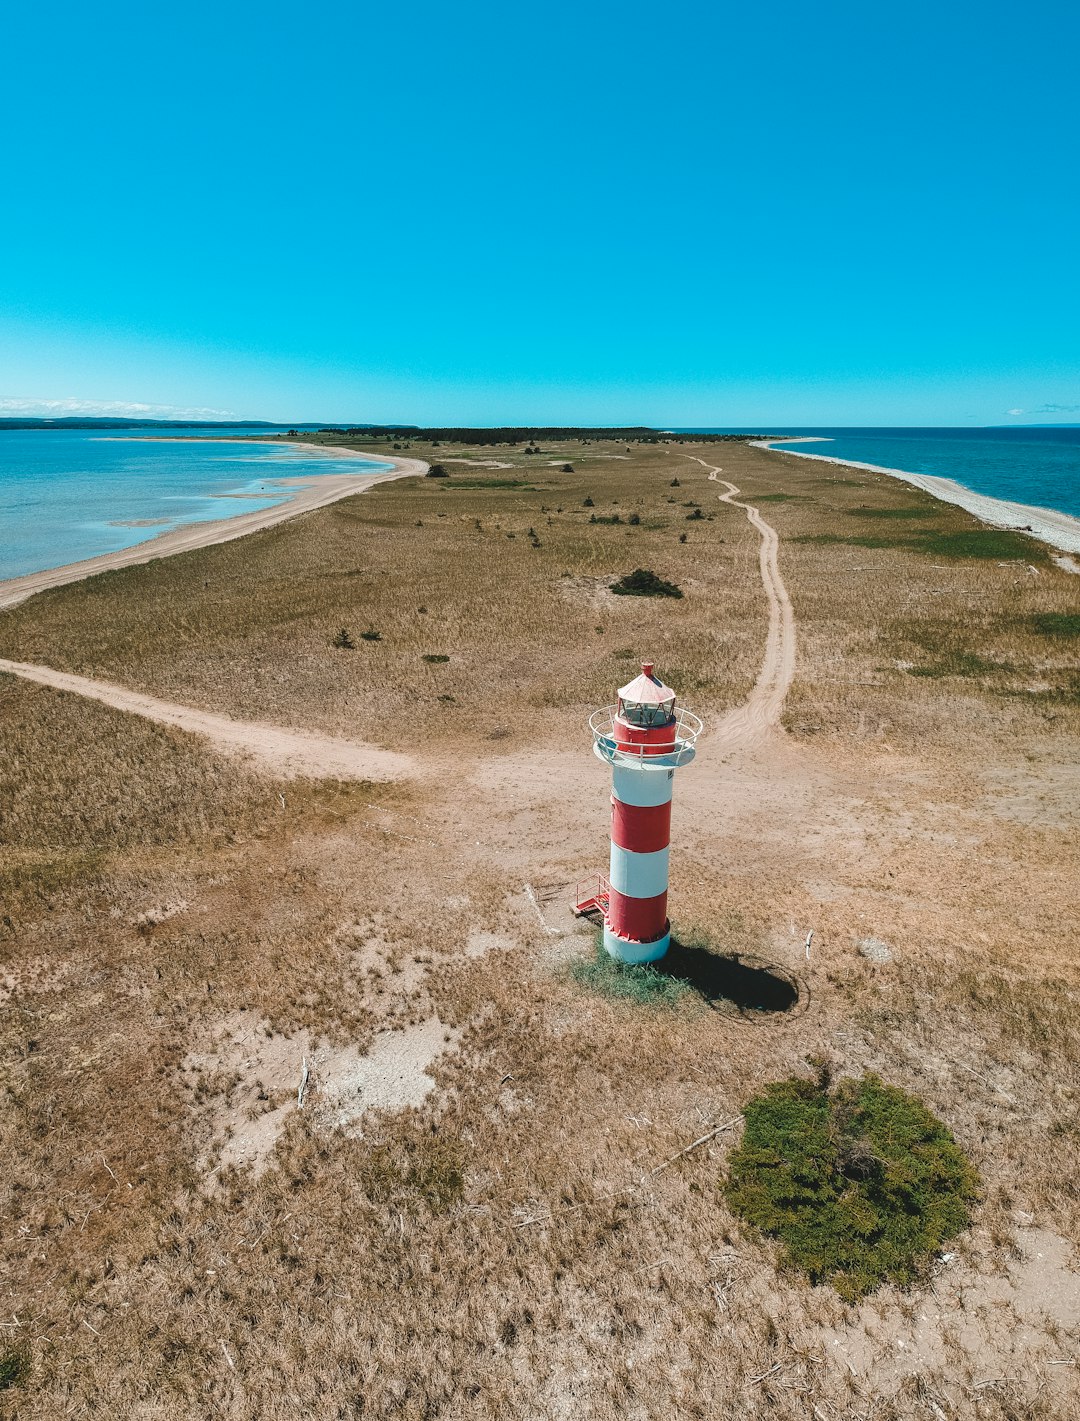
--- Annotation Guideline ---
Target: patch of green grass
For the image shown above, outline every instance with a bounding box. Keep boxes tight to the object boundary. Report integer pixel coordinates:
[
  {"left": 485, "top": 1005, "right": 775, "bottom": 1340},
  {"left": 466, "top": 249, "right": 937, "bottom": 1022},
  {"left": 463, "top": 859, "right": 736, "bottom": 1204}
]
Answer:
[
  {"left": 895, "top": 620, "right": 1016, "bottom": 681},
  {"left": 571, "top": 939, "right": 692, "bottom": 1009},
  {"left": 753, "top": 492, "right": 808, "bottom": 503},
  {"left": 793, "top": 527, "right": 1044, "bottom": 561},
  {"left": 0, "top": 1344, "right": 30, "bottom": 1391},
  {"left": 726, "top": 1069, "right": 978, "bottom": 1301},
  {"left": 1032, "top": 612, "right": 1080, "bottom": 638},
  {"left": 422, "top": 653, "right": 450, "bottom": 664},
  {"left": 845, "top": 505, "right": 939, "bottom": 519},
  {"left": 610, "top": 568, "right": 683, "bottom": 598},
  {"left": 908, "top": 650, "right": 1013, "bottom": 679},
  {"left": 793, "top": 532, "right": 913, "bottom": 550},
  {"left": 921, "top": 529, "right": 1044, "bottom": 560}
]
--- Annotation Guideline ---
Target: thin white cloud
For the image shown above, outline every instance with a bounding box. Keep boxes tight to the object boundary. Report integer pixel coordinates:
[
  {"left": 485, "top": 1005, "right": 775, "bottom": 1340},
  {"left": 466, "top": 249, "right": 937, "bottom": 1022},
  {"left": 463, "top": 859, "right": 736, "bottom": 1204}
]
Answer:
[
  {"left": 1005, "top": 407, "right": 1025, "bottom": 416},
  {"left": 1031, "top": 402, "right": 1080, "bottom": 415},
  {"left": 0, "top": 396, "right": 237, "bottom": 419}
]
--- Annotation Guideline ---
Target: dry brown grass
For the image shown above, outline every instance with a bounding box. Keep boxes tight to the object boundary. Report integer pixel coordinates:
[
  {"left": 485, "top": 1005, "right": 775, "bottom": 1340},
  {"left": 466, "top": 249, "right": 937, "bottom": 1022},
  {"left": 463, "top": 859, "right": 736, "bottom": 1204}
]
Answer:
[{"left": 0, "top": 438, "right": 1078, "bottom": 1418}]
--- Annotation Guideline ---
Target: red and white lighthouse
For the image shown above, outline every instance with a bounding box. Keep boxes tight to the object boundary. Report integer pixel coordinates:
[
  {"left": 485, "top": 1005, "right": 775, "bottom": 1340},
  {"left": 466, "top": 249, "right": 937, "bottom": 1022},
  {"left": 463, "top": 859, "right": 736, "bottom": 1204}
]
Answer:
[{"left": 576, "top": 663, "right": 701, "bottom": 963}]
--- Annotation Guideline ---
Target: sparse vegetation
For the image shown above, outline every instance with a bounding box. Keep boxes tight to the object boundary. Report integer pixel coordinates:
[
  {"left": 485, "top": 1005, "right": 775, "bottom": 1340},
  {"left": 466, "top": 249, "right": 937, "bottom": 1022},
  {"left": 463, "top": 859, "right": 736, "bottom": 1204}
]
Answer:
[
  {"left": 570, "top": 938, "right": 692, "bottom": 1008},
  {"left": 331, "top": 626, "right": 355, "bottom": 649},
  {"left": 726, "top": 1069, "right": 979, "bottom": 1301}
]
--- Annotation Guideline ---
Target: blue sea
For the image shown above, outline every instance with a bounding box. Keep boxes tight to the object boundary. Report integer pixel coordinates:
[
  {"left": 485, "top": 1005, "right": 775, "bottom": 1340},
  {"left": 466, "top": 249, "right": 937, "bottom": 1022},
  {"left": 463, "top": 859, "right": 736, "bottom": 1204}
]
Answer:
[
  {"left": 0, "top": 429, "right": 391, "bottom": 580},
  {"left": 681, "top": 426, "right": 1080, "bottom": 520}
]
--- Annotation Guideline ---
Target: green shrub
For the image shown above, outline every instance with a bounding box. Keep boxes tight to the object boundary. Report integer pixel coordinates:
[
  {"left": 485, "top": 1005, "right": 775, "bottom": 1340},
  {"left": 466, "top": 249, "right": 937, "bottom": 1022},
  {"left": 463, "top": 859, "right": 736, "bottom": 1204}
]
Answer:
[
  {"left": 331, "top": 627, "right": 355, "bottom": 650},
  {"left": 611, "top": 568, "right": 683, "bottom": 599},
  {"left": 422, "top": 653, "right": 450, "bottom": 663},
  {"left": 726, "top": 1071, "right": 978, "bottom": 1301},
  {"left": 426, "top": 463, "right": 450, "bottom": 478}
]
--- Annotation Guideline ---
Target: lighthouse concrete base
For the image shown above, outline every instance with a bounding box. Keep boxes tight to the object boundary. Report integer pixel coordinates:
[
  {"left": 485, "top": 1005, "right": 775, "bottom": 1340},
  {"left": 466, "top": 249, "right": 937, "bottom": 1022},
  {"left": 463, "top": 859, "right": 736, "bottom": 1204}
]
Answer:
[{"left": 603, "top": 924, "right": 671, "bottom": 965}]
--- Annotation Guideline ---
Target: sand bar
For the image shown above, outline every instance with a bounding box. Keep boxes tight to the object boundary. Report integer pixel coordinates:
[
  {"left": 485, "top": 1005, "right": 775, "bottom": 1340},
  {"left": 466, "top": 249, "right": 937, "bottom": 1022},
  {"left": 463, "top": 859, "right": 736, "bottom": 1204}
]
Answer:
[
  {"left": 753, "top": 439, "right": 1080, "bottom": 555},
  {"left": 0, "top": 444, "right": 427, "bottom": 611}
]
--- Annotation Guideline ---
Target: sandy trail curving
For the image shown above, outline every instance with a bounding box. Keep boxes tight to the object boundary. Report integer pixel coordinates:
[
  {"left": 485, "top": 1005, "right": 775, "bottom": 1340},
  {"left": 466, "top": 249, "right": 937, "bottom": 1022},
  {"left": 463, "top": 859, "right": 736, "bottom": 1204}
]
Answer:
[
  {"left": 0, "top": 445, "right": 427, "bottom": 612},
  {"left": 0, "top": 658, "right": 412, "bottom": 781},
  {"left": 682, "top": 454, "right": 797, "bottom": 751}
]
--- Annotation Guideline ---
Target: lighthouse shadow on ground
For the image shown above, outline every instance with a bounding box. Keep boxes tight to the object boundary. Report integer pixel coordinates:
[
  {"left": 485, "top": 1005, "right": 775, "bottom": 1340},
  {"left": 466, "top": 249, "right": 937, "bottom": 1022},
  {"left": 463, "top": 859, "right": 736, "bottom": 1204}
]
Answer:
[{"left": 658, "top": 937, "right": 803, "bottom": 1017}]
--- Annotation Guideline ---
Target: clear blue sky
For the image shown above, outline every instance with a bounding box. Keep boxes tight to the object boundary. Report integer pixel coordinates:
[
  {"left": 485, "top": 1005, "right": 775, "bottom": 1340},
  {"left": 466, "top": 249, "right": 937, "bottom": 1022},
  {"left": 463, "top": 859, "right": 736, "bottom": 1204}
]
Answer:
[{"left": 2, "top": 0, "right": 1077, "bottom": 426}]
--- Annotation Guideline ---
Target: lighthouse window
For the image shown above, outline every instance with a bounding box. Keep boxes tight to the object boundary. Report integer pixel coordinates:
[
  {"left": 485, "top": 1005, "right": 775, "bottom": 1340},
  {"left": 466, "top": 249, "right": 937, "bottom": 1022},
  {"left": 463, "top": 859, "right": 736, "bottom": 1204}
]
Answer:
[{"left": 620, "top": 697, "right": 675, "bottom": 727}]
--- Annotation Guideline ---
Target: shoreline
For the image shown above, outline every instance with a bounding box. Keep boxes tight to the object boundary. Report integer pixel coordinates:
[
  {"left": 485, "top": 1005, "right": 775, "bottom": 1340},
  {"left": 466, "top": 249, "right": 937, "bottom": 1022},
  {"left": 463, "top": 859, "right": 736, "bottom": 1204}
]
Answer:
[
  {"left": 0, "top": 444, "right": 427, "bottom": 611},
  {"left": 752, "top": 439, "right": 1080, "bottom": 557}
]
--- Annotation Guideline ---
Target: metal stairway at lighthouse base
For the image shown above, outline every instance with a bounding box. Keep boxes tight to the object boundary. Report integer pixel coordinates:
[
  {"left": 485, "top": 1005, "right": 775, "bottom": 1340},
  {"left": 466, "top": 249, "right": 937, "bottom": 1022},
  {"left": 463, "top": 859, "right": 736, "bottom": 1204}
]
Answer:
[{"left": 573, "top": 874, "right": 610, "bottom": 918}]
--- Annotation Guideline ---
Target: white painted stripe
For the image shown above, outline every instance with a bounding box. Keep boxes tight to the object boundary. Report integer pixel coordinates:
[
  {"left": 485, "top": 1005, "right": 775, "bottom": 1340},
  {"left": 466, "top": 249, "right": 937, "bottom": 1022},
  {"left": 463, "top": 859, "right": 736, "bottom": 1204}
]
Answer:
[
  {"left": 604, "top": 924, "right": 670, "bottom": 964},
  {"left": 607, "top": 843, "right": 670, "bottom": 899},
  {"left": 611, "top": 764, "right": 674, "bottom": 808}
]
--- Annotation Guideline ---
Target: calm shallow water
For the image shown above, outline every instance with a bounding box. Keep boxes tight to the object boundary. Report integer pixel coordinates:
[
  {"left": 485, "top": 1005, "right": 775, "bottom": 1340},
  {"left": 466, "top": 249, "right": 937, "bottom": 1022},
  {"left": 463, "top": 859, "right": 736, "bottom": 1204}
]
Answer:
[
  {"left": 684, "top": 427, "right": 1080, "bottom": 519},
  {"left": 0, "top": 429, "right": 390, "bottom": 579}
]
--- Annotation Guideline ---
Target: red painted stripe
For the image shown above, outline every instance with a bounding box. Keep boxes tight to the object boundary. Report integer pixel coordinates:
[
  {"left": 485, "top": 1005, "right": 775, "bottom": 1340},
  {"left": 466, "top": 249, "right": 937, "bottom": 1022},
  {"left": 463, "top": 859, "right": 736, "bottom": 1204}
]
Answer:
[
  {"left": 613, "top": 715, "right": 678, "bottom": 757},
  {"left": 610, "top": 796, "right": 671, "bottom": 854},
  {"left": 606, "top": 886, "right": 668, "bottom": 942}
]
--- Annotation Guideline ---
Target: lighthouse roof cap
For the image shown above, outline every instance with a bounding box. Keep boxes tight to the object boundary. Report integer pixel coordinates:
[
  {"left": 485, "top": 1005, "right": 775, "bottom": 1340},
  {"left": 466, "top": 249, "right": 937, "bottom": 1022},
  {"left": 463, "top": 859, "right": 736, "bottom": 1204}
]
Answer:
[{"left": 618, "top": 661, "right": 676, "bottom": 706}]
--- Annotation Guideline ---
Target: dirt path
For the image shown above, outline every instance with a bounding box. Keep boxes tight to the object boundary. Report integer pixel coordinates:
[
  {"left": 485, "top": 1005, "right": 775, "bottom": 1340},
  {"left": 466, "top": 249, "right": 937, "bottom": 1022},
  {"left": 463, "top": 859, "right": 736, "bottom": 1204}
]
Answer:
[
  {"left": 0, "top": 446, "right": 427, "bottom": 612},
  {"left": 0, "top": 658, "right": 413, "bottom": 781},
  {"left": 682, "top": 453, "right": 797, "bottom": 750}
]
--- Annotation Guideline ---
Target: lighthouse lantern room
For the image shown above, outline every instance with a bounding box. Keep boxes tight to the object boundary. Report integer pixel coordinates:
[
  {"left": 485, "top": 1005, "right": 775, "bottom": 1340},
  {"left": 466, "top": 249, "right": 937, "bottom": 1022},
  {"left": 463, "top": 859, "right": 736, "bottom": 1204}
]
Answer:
[{"left": 576, "top": 663, "right": 702, "bottom": 963}]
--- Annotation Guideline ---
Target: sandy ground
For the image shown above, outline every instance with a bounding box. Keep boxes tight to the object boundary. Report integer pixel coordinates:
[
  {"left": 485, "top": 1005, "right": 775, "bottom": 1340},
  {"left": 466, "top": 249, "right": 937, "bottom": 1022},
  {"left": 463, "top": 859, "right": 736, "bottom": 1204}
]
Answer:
[
  {"left": 0, "top": 444, "right": 427, "bottom": 611},
  {"left": 754, "top": 438, "right": 1080, "bottom": 554},
  {"left": 3, "top": 441, "right": 1078, "bottom": 1416}
]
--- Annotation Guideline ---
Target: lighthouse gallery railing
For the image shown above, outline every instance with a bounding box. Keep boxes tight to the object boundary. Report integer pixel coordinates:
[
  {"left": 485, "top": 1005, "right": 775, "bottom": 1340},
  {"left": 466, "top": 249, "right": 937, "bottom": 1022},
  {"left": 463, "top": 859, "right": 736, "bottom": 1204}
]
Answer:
[{"left": 588, "top": 705, "right": 702, "bottom": 769}]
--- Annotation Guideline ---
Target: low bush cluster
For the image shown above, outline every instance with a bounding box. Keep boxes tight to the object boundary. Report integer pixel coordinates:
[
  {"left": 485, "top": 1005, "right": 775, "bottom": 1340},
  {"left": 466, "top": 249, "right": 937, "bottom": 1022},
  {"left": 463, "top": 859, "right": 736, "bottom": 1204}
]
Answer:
[{"left": 726, "top": 1069, "right": 978, "bottom": 1300}]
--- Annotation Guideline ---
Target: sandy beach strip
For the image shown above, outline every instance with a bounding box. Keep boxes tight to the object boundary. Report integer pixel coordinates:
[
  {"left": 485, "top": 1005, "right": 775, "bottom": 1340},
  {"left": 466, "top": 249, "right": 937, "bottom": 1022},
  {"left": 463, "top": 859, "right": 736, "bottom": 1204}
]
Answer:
[
  {"left": 752, "top": 439, "right": 1080, "bottom": 556},
  {"left": 0, "top": 445, "right": 427, "bottom": 612}
]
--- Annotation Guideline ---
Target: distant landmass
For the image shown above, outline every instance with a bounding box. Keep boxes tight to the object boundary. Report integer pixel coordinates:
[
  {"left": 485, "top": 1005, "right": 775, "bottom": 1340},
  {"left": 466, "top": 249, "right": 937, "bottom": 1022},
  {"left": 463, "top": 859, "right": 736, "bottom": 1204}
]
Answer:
[{"left": 0, "top": 418, "right": 284, "bottom": 431}]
